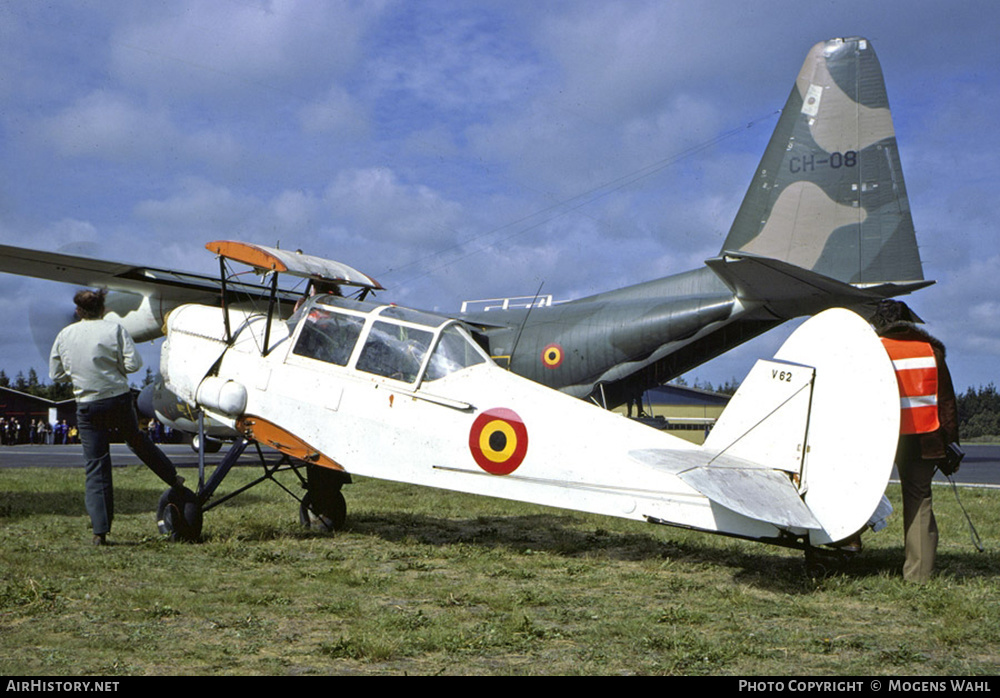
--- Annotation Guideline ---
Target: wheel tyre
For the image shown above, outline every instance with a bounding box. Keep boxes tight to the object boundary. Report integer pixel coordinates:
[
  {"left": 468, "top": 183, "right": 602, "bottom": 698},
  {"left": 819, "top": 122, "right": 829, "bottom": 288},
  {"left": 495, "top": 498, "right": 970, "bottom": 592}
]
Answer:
[
  {"left": 191, "top": 434, "right": 223, "bottom": 454},
  {"left": 157, "top": 486, "right": 203, "bottom": 542},
  {"left": 299, "top": 490, "right": 346, "bottom": 532},
  {"left": 804, "top": 546, "right": 849, "bottom": 579},
  {"left": 805, "top": 554, "right": 829, "bottom": 579}
]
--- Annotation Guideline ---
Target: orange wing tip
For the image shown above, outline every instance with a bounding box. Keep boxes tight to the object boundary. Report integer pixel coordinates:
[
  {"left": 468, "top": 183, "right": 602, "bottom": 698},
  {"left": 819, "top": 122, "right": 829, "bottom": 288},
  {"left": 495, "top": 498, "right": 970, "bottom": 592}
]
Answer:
[{"left": 206, "top": 241, "right": 288, "bottom": 272}]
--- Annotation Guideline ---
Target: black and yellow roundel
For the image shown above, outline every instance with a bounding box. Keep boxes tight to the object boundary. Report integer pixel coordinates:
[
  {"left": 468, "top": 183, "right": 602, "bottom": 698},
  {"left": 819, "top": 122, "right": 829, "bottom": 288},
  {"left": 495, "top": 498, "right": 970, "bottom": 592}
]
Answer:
[
  {"left": 468, "top": 408, "right": 529, "bottom": 475},
  {"left": 541, "top": 343, "right": 563, "bottom": 369}
]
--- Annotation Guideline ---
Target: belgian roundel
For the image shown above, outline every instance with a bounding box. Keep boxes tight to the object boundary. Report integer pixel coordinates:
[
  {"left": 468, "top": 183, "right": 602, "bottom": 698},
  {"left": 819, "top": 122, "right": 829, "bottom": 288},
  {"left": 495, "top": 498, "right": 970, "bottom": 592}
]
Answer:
[
  {"left": 469, "top": 408, "right": 528, "bottom": 475},
  {"left": 541, "top": 343, "right": 563, "bottom": 369}
]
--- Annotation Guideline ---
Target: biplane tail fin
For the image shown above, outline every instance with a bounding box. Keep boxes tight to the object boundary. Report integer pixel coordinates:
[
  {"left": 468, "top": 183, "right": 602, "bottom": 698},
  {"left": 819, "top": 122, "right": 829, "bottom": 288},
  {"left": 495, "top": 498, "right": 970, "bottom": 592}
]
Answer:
[
  {"left": 687, "top": 308, "right": 898, "bottom": 544},
  {"left": 720, "top": 37, "right": 926, "bottom": 289}
]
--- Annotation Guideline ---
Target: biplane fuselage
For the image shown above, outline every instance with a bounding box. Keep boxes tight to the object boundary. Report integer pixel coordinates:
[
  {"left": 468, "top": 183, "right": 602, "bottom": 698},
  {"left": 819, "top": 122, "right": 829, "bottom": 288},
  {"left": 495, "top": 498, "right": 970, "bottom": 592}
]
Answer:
[{"left": 160, "top": 246, "right": 899, "bottom": 548}]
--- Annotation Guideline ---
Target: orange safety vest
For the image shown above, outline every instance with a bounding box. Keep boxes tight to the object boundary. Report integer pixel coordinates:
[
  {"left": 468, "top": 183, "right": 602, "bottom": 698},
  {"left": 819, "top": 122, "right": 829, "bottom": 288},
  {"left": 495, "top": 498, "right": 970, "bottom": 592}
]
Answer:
[{"left": 881, "top": 337, "right": 940, "bottom": 435}]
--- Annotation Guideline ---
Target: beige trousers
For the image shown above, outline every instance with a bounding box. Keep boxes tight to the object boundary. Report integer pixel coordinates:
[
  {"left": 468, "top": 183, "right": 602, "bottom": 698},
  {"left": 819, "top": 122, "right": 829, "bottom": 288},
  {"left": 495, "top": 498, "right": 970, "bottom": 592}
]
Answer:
[{"left": 898, "top": 459, "right": 938, "bottom": 583}]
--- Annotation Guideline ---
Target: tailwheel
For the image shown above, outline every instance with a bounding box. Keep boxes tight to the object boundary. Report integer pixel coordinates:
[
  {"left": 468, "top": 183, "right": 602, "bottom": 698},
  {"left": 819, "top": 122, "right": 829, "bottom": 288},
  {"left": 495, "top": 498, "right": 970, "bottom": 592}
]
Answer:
[
  {"left": 157, "top": 486, "right": 203, "bottom": 542},
  {"left": 803, "top": 545, "right": 854, "bottom": 578},
  {"left": 299, "top": 490, "right": 347, "bottom": 532}
]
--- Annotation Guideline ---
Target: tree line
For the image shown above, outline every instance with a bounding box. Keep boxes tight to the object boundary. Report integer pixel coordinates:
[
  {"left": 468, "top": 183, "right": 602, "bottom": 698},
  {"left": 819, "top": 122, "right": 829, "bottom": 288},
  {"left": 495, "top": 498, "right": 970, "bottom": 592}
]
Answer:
[
  {"left": 681, "top": 378, "right": 1000, "bottom": 441},
  {"left": 0, "top": 368, "right": 74, "bottom": 401},
  {"left": 0, "top": 367, "right": 156, "bottom": 402},
  {"left": 957, "top": 383, "right": 1000, "bottom": 441}
]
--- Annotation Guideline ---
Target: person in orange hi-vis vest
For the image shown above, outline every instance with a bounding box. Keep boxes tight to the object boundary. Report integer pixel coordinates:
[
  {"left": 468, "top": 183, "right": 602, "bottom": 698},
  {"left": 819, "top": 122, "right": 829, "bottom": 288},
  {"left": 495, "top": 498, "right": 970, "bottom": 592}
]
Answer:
[{"left": 871, "top": 300, "right": 960, "bottom": 583}]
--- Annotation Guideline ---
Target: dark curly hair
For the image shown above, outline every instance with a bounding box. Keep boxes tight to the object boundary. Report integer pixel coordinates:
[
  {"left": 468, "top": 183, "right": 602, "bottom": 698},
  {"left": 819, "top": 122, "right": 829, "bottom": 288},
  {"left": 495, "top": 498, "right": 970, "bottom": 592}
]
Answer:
[
  {"left": 73, "top": 289, "right": 107, "bottom": 320},
  {"left": 870, "top": 299, "right": 922, "bottom": 330}
]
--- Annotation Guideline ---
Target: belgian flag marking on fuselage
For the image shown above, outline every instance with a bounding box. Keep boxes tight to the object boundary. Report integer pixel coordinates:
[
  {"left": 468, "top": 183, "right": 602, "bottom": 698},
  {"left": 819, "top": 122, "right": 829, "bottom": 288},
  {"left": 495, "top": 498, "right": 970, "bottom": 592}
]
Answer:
[
  {"left": 469, "top": 408, "right": 528, "bottom": 475},
  {"left": 541, "top": 343, "right": 563, "bottom": 369}
]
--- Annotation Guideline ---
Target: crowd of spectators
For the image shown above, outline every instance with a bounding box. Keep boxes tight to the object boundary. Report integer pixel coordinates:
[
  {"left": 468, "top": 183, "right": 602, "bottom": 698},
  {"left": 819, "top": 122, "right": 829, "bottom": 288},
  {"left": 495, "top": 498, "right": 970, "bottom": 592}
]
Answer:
[
  {"left": 0, "top": 416, "right": 171, "bottom": 445},
  {"left": 0, "top": 417, "right": 76, "bottom": 445}
]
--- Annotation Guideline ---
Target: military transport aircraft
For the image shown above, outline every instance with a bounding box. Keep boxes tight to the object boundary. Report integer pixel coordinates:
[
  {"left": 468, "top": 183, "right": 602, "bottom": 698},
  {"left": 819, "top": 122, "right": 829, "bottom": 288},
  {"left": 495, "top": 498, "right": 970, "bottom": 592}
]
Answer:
[
  {"left": 0, "top": 37, "right": 929, "bottom": 421},
  {"left": 149, "top": 239, "right": 899, "bottom": 562}
]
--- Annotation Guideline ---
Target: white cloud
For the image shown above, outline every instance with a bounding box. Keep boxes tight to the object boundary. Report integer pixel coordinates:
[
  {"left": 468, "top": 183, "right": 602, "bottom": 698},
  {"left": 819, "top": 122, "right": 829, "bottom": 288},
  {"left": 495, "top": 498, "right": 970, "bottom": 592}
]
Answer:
[
  {"left": 537, "top": 3, "right": 694, "bottom": 120},
  {"left": 109, "top": 1, "right": 377, "bottom": 104},
  {"left": 368, "top": 8, "right": 545, "bottom": 117},
  {"left": 298, "top": 85, "right": 369, "bottom": 137},
  {"left": 132, "top": 177, "right": 261, "bottom": 242},
  {"left": 323, "top": 168, "right": 465, "bottom": 249},
  {"left": 39, "top": 90, "right": 172, "bottom": 161},
  {"left": 37, "top": 90, "right": 241, "bottom": 169}
]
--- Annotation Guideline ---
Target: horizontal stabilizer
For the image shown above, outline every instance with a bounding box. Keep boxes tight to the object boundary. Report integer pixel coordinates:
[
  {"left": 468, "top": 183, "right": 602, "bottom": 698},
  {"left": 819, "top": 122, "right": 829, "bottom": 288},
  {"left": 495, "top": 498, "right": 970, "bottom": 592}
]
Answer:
[
  {"left": 706, "top": 252, "right": 932, "bottom": 317},
  {"left": 678, "top": 466, "right": 820, "bottom": 529},
  {"left": 669, "top": 353, "right": 819, "bottom": 529}
]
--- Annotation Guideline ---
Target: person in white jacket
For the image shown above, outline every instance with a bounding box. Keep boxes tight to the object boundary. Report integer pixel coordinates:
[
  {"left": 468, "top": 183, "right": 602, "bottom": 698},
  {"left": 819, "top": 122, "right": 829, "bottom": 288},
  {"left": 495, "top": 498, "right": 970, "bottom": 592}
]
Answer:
[{"left": 50, "top": 289, "right": 183, "bottom": 545}]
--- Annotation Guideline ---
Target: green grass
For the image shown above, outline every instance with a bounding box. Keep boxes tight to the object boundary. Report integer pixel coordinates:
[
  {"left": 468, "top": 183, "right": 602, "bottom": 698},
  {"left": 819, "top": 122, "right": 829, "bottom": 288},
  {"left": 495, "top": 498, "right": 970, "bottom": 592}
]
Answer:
[{"left": 2, "top": 463, "right": 999, "bottom": 676}]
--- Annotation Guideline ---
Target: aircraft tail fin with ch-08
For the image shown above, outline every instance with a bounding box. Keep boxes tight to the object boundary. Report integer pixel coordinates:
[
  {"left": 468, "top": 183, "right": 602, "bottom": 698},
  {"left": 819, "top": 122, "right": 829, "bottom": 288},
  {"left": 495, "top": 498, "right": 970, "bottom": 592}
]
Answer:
[
  {"left": 460, "top": 36, "right": 931, "bottom": 407},
  {"left": 722, "top": 37, "right": 924, "bottom": 288}
]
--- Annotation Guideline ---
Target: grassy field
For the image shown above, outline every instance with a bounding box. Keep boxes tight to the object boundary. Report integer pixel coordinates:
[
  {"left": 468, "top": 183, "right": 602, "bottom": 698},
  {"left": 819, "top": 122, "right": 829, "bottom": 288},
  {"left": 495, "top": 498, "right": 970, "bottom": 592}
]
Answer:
[{"left": 1, "top": 463, "right": 998, "bottom": 676}]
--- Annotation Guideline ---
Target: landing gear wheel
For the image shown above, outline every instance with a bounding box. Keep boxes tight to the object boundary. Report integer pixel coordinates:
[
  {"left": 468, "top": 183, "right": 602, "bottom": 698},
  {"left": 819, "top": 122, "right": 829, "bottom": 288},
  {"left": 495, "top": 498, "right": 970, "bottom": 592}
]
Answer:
[
  {"left": 299, "top": 490, "right": 346, "bottom": 532},
  {"left": 157, "top": 486, "right": 203, "bottom": 542},
  {"left": 804, "top": 546, "right": 853, "bottom": 578},
  {"left": 191, "top": 434, "right": 223, "bottom": 453}
]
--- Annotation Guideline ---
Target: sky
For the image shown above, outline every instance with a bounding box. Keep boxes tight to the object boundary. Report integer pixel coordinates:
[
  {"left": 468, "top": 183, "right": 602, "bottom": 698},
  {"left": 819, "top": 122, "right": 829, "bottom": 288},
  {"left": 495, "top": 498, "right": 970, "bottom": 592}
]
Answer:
[{"left": 1, "top": 0, "right": 998, "bottom": 395}]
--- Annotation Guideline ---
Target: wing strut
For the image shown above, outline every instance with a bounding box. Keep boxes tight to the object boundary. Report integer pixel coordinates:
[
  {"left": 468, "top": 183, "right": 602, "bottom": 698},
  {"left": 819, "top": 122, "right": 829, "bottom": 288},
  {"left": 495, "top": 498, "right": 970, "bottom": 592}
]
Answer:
[
  {"left": 263, "top": 271, "right": 280, "bottom": 356},
  {"left": 219, "top": 257, "right": 232, "bottom": 343}
]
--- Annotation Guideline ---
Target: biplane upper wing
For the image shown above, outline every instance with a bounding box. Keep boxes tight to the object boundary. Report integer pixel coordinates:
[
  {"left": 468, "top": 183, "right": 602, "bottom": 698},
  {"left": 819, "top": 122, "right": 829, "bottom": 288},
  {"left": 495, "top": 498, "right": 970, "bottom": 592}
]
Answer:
[{"left": 207, "top": 241, "right": 383, "bottom": 290}]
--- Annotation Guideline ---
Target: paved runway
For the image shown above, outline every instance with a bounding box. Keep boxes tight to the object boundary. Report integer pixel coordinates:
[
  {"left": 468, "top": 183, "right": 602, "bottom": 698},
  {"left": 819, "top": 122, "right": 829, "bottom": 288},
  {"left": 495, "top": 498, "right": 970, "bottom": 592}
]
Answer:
[
  {"left": 0, "top": 443, "right": 233, "bottom": 470},
  {"left": 1, "top": 442, "right": 998, "bottom": 487},
  {"left": 930, "top": 444, "right": 1000, "bottom": 487}
]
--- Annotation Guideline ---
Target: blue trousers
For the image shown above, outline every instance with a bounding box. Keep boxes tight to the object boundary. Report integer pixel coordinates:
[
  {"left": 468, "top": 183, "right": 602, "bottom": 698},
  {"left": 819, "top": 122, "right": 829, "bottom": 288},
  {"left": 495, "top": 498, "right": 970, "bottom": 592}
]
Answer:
[{"left": 77, "top": 393, "right": 178, "bottom": 535}]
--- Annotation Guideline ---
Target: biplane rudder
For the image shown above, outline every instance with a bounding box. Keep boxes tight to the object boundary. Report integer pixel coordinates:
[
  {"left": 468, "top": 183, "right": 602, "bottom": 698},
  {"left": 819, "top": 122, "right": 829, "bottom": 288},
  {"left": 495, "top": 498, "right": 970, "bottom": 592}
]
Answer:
[{"left": 698, "top": 307, "right": 899, "bottom": 544}]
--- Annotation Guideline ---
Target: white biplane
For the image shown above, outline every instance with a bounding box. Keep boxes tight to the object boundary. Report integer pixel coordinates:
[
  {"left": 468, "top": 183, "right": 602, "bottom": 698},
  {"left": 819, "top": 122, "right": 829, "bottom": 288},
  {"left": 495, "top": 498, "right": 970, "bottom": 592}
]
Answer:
[{"left": 155, "top": 240, "right": 898, "bottom": 566}]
